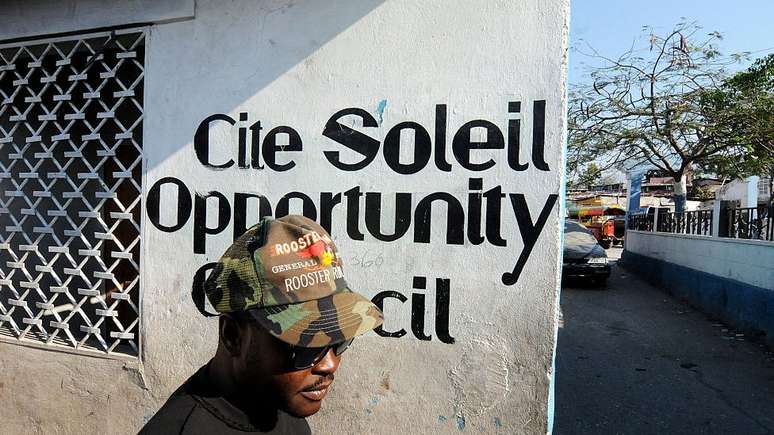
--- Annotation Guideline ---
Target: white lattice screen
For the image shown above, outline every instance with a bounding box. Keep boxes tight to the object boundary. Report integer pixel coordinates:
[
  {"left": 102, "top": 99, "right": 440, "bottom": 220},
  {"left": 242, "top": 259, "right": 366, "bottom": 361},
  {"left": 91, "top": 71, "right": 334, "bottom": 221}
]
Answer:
[{"left": 0, "top": 29, "right": 145, "bottom": 358}]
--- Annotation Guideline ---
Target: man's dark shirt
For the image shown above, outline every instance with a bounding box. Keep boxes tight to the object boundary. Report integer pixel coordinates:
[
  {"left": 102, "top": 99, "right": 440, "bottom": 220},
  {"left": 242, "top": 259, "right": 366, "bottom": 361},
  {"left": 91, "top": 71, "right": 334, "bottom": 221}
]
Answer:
[{"left": 140, "top": 364, "right": 311, "bottom": 434}]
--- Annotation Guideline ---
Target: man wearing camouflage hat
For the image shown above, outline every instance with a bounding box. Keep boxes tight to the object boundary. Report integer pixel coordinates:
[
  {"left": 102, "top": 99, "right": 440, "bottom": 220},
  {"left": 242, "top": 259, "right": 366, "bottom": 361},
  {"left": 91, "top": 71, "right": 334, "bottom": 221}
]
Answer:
[{"left": 141, "top": 215, "right": 384, "bottom": 434}]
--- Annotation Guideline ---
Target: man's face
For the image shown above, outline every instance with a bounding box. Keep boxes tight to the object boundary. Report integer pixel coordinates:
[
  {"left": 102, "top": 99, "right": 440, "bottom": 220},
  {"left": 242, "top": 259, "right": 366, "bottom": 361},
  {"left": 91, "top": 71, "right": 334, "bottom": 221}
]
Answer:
[{"left": 234, "top": 320, "right": 342, "bottom": 418}]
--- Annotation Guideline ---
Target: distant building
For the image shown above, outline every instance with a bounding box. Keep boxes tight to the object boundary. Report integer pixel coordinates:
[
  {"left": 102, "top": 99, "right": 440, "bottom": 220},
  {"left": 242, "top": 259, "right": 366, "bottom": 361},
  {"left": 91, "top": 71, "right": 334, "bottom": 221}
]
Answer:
[
  {"left": 588, "top": 182, "right": 626, "bottom": 193},
  {"left": 639, "top": 169, "right": 695, "bottom": 196},
  {"left": 689, "top": 178, "right": 723, "bottom": 200},
  {"left": 759, "top": 177, "right": 772, "bottom": 202},
  {"left": 570, "top": 193, "right": 628, "bottom": 208},
  {"left": 717, "top": 177, "right": 771, "bottom": 207}
]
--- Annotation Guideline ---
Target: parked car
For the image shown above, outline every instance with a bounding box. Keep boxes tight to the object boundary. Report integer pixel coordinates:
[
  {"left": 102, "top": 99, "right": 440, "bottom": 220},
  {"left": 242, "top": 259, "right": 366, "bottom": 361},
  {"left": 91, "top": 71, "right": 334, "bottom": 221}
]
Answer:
[{"left": 563, "top": 220, "right": 611, "bottom": 285}]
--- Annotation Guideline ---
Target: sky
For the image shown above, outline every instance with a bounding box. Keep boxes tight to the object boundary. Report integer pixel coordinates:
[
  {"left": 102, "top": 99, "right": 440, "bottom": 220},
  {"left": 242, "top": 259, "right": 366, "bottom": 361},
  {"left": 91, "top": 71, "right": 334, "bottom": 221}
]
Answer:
[{"left": 569, "top": 0, "right": 774, "bottom": 86}]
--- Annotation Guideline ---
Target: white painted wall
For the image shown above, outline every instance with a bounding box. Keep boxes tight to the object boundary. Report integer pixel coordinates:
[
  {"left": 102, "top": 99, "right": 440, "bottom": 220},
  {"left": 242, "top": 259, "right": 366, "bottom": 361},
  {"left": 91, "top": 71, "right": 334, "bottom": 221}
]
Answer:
[
  {"left": 717, "top": 177, "right": 761, "bottom": 207},
  {"left": 0, "top": 1, "right": 568, "bottom": 434},
  {"left": 625, "top": 231, "right": 774, "bottom": 290}
]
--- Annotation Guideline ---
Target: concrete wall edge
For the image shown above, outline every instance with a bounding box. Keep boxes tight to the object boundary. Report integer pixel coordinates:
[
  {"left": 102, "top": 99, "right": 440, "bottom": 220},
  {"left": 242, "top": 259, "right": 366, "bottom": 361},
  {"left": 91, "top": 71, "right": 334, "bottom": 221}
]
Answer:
[{"left": 626, "top": 230, "right": 774, "bottom": 248}]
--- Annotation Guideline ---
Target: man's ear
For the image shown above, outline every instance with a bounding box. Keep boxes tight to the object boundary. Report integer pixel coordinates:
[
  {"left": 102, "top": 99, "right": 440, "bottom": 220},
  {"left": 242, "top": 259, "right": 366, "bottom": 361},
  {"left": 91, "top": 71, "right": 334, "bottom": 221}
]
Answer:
[{"left": 219, "top": 314, "right": 245, "bottom": 356}]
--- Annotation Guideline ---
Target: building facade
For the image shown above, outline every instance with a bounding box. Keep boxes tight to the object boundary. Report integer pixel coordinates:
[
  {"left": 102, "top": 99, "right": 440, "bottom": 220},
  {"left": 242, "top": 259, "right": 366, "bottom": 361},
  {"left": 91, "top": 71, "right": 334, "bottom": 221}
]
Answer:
[{"left": 0, "top": 1, "right": 569, "bottom": 433}]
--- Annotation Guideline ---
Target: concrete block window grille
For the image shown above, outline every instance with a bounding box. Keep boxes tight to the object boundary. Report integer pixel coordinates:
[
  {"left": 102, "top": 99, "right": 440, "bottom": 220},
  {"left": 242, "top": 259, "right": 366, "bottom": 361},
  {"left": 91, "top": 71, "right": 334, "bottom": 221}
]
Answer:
[{"left": 0, "top": 29, "right": 145, "bottom": 358}]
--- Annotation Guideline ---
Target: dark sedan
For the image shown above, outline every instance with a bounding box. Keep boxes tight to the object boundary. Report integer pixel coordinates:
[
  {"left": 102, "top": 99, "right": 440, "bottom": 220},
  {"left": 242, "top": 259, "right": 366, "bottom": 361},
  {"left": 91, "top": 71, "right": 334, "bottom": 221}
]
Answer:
[{"left": 562, "top": 220, "right": 611, "bottom": 285}]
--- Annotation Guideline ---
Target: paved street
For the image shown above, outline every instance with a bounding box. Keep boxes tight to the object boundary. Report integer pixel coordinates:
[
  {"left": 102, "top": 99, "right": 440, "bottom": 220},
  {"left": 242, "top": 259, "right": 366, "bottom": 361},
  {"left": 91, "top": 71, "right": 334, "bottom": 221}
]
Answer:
[{"left": 554, "top": 247, "right": 774, "bottom": 435}]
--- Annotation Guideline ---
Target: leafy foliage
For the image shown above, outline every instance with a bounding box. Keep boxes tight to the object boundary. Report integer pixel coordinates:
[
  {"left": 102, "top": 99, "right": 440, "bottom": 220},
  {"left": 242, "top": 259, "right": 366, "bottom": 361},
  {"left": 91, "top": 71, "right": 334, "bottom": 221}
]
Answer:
[
  {"left": 573, "top": 162, "right": 601, "bottom": 189},
  {"left": 699, "top": 54, "right": 774, "bottom": 202}
]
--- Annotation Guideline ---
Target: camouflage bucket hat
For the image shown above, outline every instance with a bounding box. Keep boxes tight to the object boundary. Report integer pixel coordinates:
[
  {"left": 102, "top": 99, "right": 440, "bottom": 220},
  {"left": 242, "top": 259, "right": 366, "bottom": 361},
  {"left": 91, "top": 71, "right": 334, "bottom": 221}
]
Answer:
[{"left": 192, "top": 215, "right": 384, "bottom": 348}]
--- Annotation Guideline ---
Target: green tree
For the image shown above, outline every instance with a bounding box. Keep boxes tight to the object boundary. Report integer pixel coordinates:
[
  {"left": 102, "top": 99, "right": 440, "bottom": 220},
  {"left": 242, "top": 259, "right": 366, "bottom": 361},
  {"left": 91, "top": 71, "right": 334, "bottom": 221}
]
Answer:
[
  {"left": 575, "top": 162, "right": 602, "bottom": 189},
  {"left": 700, "top": 54, "right": 774, "bottom": 204},
  {"left": 692, "top": 185, "right": 716, "bottom": 201},
  {"left": 568, "top": 22, "right": 744, "bottom": 212}
]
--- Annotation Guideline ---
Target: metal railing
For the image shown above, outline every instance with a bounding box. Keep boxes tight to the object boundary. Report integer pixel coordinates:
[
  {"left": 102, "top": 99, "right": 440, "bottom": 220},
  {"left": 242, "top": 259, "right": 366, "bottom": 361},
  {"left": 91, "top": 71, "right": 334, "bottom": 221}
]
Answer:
[
  {"left": 657, "top": 210, "right": 713, "bottom": 236},
  {"left": 722, "top": 205, "right": 773, "bottom": 242},
  {"left": 627, "top": 213, "right": 653, "bottom": 231},
  {"left": 0, "top": 29, "right": 145, "bottom": 358},
  {"left": 628, "top": 205, "right": 774, "bottom": 242}
]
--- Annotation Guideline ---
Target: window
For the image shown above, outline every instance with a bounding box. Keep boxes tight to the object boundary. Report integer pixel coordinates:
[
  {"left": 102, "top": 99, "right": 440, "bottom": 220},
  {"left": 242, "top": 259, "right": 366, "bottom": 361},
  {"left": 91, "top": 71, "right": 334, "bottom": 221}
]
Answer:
[
  {"left": 759, "top": 178, "right": 770, "bottom": 198},
  {"left": 0, "top": 29, "right": 145, "bottom": 358}
]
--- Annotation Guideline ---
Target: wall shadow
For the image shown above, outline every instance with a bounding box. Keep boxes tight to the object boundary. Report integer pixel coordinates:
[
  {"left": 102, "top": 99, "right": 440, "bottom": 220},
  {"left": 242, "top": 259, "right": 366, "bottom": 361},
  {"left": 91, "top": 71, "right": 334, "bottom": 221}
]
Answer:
[{"left": 142, "top": 0, "right": 387, "bottom": 173}]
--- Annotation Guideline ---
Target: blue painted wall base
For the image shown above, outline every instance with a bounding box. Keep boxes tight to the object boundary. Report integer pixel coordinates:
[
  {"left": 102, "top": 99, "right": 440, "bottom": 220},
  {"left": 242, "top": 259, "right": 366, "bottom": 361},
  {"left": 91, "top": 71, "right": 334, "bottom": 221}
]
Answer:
[{"left": 620, "top": 250, "right": 774, "bottom": 348}]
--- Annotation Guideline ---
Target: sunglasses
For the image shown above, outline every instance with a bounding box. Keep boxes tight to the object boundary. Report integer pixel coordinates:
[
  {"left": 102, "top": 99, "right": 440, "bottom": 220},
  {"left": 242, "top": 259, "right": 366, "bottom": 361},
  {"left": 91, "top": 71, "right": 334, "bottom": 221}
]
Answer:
[{"left": 285, "top": 338, "right": 354, "bottom": 370}]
